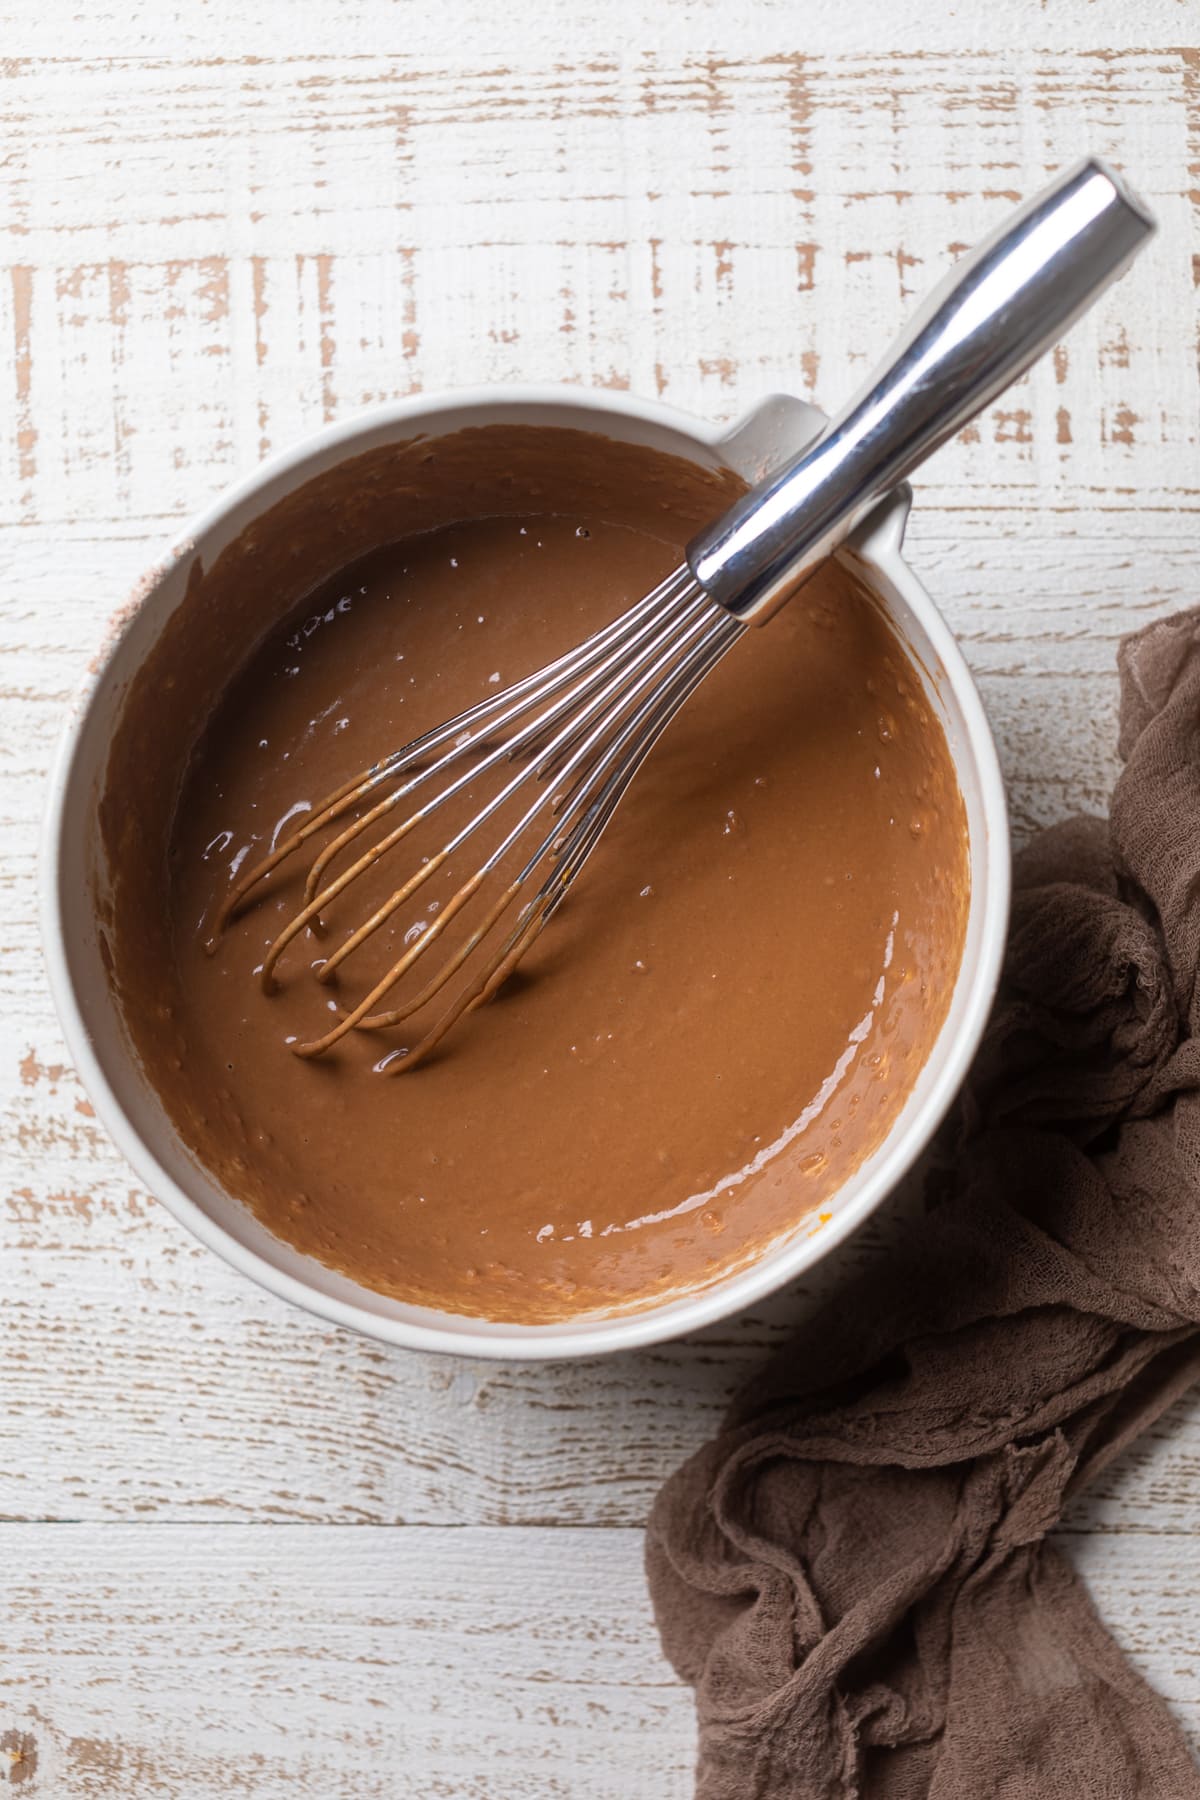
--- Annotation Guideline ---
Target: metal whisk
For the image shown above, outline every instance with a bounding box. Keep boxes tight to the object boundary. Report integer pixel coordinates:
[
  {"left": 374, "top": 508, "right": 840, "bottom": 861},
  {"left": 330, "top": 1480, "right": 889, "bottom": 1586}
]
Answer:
[{"left": 216, "top": 160, "right": 1153, "bottom": 1072}]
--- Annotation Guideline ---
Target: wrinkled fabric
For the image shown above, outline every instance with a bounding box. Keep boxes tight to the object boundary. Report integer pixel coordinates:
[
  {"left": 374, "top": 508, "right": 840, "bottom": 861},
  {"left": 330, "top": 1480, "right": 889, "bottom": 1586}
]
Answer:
[{"left": 647, "top": 610, "right": 1200, "bottom": 1799}]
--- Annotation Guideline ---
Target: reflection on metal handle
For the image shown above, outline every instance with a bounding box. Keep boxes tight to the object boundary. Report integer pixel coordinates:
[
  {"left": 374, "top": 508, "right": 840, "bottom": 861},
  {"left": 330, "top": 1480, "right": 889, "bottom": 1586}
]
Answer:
[{"left": 687, "top": 158, "right": 1156, "bottom": 625}]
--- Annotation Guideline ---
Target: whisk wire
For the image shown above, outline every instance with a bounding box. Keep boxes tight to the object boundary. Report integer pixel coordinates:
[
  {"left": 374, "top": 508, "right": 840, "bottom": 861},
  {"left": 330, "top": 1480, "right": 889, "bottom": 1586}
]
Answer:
[
  {"left": 214, "top": 569, "right": 693, "bottom": 938},
  {"left": 299, "top": 568, "right": 702, "bottom": 905},
  {"left": 251, "top": 571, "right": 700, "bottom": 988},
  {"left": 217, "top": 567, "right": 744, "bottom": 1069},
  {"left": 316, "top": 579, "right": 710, "bottom": 974},
  {"left": 294, "top": 584, "right": 728, "bottom": 1053},
  {"left": 364, "top": 605, "right": 745, "bottom": 1072}
]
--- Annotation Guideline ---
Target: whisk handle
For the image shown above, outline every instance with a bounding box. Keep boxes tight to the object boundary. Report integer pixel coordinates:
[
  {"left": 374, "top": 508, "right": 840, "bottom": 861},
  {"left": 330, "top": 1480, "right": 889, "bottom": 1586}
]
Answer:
[{"left": 686, "top": 158, "right": 1155, "bottom": 625}]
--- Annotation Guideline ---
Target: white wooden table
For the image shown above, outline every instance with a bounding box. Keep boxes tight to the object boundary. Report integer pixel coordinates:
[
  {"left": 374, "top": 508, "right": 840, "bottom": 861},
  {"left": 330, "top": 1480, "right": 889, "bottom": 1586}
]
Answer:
[{"left": 4, "top": 4, "right": 1200, "bottom": 1791}]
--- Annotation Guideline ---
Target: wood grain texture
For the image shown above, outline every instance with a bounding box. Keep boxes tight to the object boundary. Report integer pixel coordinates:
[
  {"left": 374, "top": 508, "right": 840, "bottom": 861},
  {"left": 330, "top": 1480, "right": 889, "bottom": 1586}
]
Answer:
[
  {"left": 1, "top": 1528, "right": 695, "bottom": 1798},
  {"left": 2, "top": 1526, "right": 1198, "bottom": 1798},
  {"left": 3, "top": 2, "right": 1200, "bottom": 1789}
]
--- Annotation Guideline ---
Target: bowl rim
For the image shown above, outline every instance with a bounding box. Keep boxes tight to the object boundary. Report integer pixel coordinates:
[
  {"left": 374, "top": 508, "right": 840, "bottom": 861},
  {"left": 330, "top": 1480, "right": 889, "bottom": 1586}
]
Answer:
[{"left": 40, "top": 382, "right": 1011, "bottom": 1359}]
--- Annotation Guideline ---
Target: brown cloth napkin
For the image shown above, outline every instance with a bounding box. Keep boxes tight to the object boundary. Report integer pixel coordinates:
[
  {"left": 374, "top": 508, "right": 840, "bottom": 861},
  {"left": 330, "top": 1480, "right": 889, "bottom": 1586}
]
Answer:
[{"left": 647, "top": 610, "right": 1200, "bottom": 1799}]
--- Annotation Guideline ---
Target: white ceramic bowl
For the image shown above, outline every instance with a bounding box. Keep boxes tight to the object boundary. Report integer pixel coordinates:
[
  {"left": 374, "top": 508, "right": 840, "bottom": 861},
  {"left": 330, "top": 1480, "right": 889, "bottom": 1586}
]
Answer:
[{"left": 42, "top": 385, "right": 1010, "bottom": 1359}]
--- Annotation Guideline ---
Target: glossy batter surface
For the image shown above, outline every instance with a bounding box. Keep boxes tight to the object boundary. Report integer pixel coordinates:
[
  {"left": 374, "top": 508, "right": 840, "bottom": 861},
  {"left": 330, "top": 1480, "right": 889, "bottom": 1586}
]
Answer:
[{"left": 104, "top": 427, "right": 968, "bottom": 1321}]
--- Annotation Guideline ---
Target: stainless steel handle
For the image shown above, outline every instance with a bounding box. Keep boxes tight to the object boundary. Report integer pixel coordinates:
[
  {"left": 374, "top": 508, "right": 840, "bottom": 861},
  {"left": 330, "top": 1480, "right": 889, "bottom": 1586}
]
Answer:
[{"left": 687, "top": 158, "right": 1156, "bottom": 624}]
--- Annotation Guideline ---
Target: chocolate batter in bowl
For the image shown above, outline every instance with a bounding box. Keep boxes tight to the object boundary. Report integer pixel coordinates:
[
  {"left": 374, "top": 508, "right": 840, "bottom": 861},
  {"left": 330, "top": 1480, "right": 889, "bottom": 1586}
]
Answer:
[{"left": 43, "top": 389, "right": 1009, "bottom": 1355}]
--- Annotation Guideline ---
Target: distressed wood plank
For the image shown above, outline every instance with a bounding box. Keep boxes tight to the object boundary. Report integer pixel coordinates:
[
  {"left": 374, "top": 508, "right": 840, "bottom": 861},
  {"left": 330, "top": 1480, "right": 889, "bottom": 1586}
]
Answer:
[
  {"left": 0, "top": 1526, "right": 695, "bottom": 1797},
  {"left": 0, "top": 1526, "right": 1195, "bottom": 1795},
  {"left": 0, "top": 50, "right": 1194, "bottom": 526},
  {"left": 0, "top": 2, "right": 1195, "bottom": 61}
]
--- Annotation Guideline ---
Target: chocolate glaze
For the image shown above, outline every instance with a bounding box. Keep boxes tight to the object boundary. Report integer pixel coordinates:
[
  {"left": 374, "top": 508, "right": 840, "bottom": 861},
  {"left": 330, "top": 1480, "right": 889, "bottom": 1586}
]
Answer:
[{"left": 102, "top": 425, "right": 969, "bottom": 1322}]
